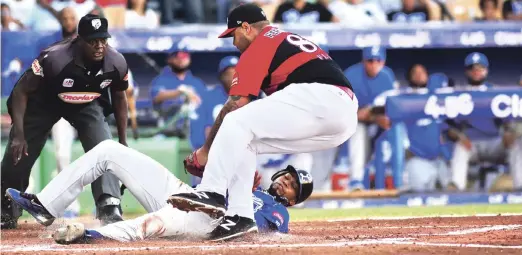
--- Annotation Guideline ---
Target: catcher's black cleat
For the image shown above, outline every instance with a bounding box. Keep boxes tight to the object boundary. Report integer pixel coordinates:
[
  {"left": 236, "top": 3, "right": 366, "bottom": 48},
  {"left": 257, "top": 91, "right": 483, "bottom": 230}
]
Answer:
[
  {"left": 167, "top": 191, "right": 226, "bottom": 219},
  {"left": 209, "top": 215, "right": 258, "bottom": 241}
]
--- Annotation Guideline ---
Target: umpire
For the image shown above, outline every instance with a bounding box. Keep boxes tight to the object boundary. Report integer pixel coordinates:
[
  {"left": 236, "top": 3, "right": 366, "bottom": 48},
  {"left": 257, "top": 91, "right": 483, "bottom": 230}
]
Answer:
[{"left": 1, "top": 14, "right": 128, "bottom": 229}]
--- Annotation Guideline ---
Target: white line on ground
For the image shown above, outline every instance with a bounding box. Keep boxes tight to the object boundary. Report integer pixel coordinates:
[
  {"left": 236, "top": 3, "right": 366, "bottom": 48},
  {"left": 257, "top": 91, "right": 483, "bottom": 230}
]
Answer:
[
  {"left": 327, "top": 213, "right": 522, "bottom": 222},
  {"left": 443, "top": 225, "right": 522, "bottom": 235},
  {"left": 2, "top": 238, "right": 521, "bottom": 253}
]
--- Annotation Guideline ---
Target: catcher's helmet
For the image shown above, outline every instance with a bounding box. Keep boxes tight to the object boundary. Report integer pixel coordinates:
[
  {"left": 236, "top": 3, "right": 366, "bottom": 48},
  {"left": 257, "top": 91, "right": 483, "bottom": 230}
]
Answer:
[{"left": 271, "top": 165, "right": 313, "bottom": 204}]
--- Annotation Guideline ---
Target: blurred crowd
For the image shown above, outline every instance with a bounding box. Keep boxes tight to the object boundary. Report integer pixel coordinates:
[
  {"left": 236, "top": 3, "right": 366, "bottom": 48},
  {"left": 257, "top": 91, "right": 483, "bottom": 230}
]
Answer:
[
  {"left": 1, "top": 0, "right": 522, "bottom": 195},
  {"left": 2, "top": 0, "right": 522, "bottom": 32}
]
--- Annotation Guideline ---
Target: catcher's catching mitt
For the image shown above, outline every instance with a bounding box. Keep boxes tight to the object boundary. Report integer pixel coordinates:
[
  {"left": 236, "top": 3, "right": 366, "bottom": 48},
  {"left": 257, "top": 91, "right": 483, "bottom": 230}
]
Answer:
[{"left": 184, "top": 151, "right": 205, "bottom": 177}]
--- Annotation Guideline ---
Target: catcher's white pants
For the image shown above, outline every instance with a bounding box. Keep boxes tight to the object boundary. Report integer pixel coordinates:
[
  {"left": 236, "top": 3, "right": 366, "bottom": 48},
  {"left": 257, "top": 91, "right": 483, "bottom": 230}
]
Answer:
[
  {"left": 198, "top": 83, "right": 359, "bottom": 219},
  {"left": 36, "top": 140, "right": 217, "bottom": 240},
  {"left": 450, "top": 138, "right": 522, "bottom": 190}
]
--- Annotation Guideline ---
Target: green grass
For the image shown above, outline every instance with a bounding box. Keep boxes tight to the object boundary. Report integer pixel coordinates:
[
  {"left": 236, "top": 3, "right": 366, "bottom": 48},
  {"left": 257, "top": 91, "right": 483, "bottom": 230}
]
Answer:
[{"left": 289, "top": 204, "right": 522, "bottom": 221}]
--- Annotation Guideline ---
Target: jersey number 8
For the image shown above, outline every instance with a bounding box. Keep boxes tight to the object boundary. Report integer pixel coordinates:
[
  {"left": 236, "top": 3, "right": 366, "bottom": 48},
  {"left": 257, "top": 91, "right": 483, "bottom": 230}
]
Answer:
[{"left": 286, "top": 34, "right": 318, "bottom": 53}]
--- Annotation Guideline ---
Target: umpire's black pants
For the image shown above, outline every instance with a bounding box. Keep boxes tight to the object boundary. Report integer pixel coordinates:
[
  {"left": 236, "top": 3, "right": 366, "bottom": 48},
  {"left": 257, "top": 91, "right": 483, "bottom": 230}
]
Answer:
[{"left": 1, "top": 100, "right": 121, "bottom": 217}]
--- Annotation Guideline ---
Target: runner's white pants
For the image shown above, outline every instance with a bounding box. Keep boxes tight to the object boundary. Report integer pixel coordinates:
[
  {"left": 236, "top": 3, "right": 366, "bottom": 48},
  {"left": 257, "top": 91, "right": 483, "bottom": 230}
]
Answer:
[
  {"left": 36, "top": 140, "right": 218, "bottom": 241},
  {"left": 198, "top": 83, "right": 359, "bottom": 219}
]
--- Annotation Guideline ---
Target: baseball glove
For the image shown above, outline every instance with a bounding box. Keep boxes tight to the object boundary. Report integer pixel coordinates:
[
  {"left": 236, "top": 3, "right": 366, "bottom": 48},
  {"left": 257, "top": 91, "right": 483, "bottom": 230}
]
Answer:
[{"left": 184, "top": 151, "right": 205, "bottom": 177}]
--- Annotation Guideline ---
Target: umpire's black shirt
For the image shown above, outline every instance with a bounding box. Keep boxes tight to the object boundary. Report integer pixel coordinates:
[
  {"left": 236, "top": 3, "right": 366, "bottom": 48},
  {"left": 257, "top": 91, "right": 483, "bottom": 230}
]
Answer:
[{"left": 7, "top": 37, "right": 129, "bottom": 117}]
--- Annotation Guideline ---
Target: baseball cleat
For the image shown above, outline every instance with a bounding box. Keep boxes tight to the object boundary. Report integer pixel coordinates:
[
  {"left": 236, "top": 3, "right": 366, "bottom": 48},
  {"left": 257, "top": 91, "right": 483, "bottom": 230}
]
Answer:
[
  {"left": 208, "top": 215, "right": 258, "bottom": 241},
  {"left": 167, "top": 191, "right": 226, "bottom": 219},
  {"left": 53, "top": 223, "right": 87, "bottom": 244},
  {"left": 1, "top": 213, "right": 18, "bottom": 229},
  {"left": 96, "top": 195, "right": 123, "bottom": 226},
  {"left": 5, "top": 188, "right": 55, "bottom": 226},
  {"left": 96, "top": 205, "right": 123, "bottom": 226}
]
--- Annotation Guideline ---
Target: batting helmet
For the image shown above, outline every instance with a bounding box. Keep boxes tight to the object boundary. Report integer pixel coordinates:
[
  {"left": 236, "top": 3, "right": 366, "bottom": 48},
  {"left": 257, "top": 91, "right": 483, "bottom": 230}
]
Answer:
[{"left": 271, "top": 165, "right": 313, "bottom": 205}]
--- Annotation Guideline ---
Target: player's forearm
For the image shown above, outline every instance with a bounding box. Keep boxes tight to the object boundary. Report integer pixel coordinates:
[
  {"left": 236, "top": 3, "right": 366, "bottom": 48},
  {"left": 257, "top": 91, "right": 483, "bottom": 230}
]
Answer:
[
  {"left": 127, "top": 94, "right": 138, "bottom": 130},
  {"left": 506, "top": 14, "right": 522, "bottom": 20},
  {"left": 10, "top": 88, "right": 29, "bottom": 138},
  {"left": 112, "top": 90, "right": 129, "bottom": 144},
  {"left": 153, "top": 90, "right": 183, "bottom": 104},
  {"left": 10, "top": 73, "right": 37, "bottom": 138},
  {"left": 201, "top": 96, "right": 249, "bottom": 154}
]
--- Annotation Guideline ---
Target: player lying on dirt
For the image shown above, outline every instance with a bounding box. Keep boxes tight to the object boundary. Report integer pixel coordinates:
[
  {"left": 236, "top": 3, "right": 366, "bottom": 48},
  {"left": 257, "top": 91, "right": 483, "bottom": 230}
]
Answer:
[{"left": 6, "top": 140, "right": 313, "bottom": 243}]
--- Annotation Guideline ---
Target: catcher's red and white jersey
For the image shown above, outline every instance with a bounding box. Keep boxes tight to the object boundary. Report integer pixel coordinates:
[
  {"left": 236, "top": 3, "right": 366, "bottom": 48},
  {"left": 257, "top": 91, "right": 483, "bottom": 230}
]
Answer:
[{"left": 229, "top": 26, "right": 352, "bottom": 97}]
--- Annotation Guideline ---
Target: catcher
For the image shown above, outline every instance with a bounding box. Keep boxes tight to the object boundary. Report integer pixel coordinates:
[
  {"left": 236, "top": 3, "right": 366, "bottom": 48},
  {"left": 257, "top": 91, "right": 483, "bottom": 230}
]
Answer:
[{"left": 6, "top": 140, "right": 313, "bottom": 243}]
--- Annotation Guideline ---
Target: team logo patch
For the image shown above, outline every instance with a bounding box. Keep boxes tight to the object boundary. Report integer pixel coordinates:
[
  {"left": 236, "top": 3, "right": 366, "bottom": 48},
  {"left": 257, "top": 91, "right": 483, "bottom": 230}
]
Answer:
[
  {"left": 31, "top": 59, "right": 44, "bottom": 77},
  {"left": 272, "top": 212, "right": 284, "bottom": 224},
  {"left": 100, "top": 79, "right": 112, "bottom": 89},
  {"left": 92, "top": 19, "right": 101, "bottom": 30},
  {"left": 62, "top": 78, "right": 74, "bottom": 87},
  {"left": 253, "top": 195, "right": 264, "bottom": 213},
  {"left": 299, "top": 172, "right": 313, "bottom": 184},
  {"left": 58, "top": 92, "right": 101, "bottom": 104}
]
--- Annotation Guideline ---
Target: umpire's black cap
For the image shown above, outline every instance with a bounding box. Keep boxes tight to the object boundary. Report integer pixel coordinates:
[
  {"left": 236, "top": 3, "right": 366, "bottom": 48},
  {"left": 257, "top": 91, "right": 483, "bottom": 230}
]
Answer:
[
  {"left": 218, "top": 3, "right": 268, "bottom": 38},
  {"left": 271, "top": 165, "right": 314, "bottom": 205},
  {"left": 78, "top": 14, "right": 111, "bottom": 40}
]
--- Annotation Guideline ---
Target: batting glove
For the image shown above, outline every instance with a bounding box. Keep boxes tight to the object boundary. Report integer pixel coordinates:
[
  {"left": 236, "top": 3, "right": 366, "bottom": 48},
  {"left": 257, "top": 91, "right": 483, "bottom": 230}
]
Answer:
[{"left": 184, "top": 151, "right": 205, "bottom": 177}]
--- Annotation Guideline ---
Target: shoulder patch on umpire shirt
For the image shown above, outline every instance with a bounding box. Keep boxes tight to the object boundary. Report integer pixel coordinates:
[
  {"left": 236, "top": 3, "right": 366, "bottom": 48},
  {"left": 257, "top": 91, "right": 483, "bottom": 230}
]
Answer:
[
  {"left": 100, "top": 79, "right": 112, "bottom": 89},
  {"left": 31, "top": 59, "right": 44, "bottom": 77}
]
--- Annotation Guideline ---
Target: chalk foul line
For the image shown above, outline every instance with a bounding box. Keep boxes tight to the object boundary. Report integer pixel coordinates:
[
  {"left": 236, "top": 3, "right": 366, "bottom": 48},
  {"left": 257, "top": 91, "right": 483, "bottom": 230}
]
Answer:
[{"left": 1, "top": 238, "right": 522, "bottom": 253}]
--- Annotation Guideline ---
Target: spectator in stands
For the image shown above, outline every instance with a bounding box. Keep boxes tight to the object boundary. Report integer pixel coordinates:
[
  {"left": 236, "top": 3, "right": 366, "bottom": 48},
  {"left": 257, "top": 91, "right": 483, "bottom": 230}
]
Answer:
[
  {"left": 125, "top": 0, "right": 159, "bottom": 29},
  {"left": 406, "top": 63, "right": 428, "bottom": 88},
  {"left": 36, "top": 7, "right": 77, "bottom": 55},
  {"left": 37, "top": 0, "right": 103, "bottom": 19},
  {"left": 150, "top": 51, "right": 205, "bottom": 119},
  {"left": 1, "top": 0, "right": 36, "bottom": 29},
  {"left": 502, "top": 0, "right": 522, "bottom": 20},
  {"left": 231, "top": 0, "right": 283, "bottom": 21},
  {"left": 387, "top": 0, "right": 440, "bottom": 22},
  {"left": 273, "top": 0, "right": 339, "bottom": 23},
  {"left": 446, "top": 52, "right": 522, "bottom": 191},
  {"left": 328, "top": 0, "right": 387, "bottom": 26},
  {"left": 343, "top": 46, "right": 396, "bottom": 190},
  {"left": 476, "top": 0, "right": 500, "bottom": 21},
  {"left": 160, "top": 0, "right": 204, "bottom": 24},
  {"left": 1, "top": 3, "right": 24, "bottom": 31},
  {"left": 34, "top": 0, "right": 103, "bottom": 30}
]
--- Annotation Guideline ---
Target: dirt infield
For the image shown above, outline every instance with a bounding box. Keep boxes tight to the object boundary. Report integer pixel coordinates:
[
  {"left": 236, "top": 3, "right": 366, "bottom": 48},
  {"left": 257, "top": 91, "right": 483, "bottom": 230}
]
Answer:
[{"left": 2, "top": 215, "right": 522, "bottom": 254}]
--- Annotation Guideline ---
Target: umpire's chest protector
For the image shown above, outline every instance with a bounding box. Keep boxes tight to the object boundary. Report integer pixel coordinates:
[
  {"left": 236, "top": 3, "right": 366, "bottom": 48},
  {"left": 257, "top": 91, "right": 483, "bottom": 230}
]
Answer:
[{"left": 35, "top": 39, "right": 128, "bottom": 115}]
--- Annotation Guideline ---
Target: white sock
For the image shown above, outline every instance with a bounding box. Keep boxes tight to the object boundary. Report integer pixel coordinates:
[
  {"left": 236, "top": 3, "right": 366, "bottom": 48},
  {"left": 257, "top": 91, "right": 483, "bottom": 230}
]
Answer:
[
  {"left": 225, "top": 147, "right": 257, "bottom": 220},
  {"left": 198, "top": 113, "right": 255, "bottom": 198}
]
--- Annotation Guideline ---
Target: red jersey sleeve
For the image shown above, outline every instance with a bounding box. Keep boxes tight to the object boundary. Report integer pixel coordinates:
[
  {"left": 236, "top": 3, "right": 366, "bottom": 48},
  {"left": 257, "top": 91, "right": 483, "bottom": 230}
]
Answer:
[{"left": 229, "top": 26, "right": 287, "bottom": 97}]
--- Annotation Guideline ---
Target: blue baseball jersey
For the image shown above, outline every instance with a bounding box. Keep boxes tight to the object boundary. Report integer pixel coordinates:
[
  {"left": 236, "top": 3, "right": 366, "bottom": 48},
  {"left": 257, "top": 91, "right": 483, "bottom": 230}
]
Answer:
[
  {"left": 252, "top": 188, "right": 289, "bottom": 233},
  {"left": 189, "top": 84, "right": 228, "bottom": 149},
  {"left": 150, "top": 68, "right": 207, "bottom": 108},
  {"left": 457, "top": 83, "right": 500, "bottom": 140},
  {"left": 344, "top": 62, "right": 396, "bottom": 108},
  {"left": 405, "top": 118, "right": 445, "bottom": 159}
]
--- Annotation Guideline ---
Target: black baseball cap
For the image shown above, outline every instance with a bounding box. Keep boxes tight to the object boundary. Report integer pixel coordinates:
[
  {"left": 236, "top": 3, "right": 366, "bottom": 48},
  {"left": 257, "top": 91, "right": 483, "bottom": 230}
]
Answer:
[
  {"left": 218, "top": 4, "right": 268, "bottom": 38},
  {"left": 78, "top": 14, "right": 111, "bottom": 40}
]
